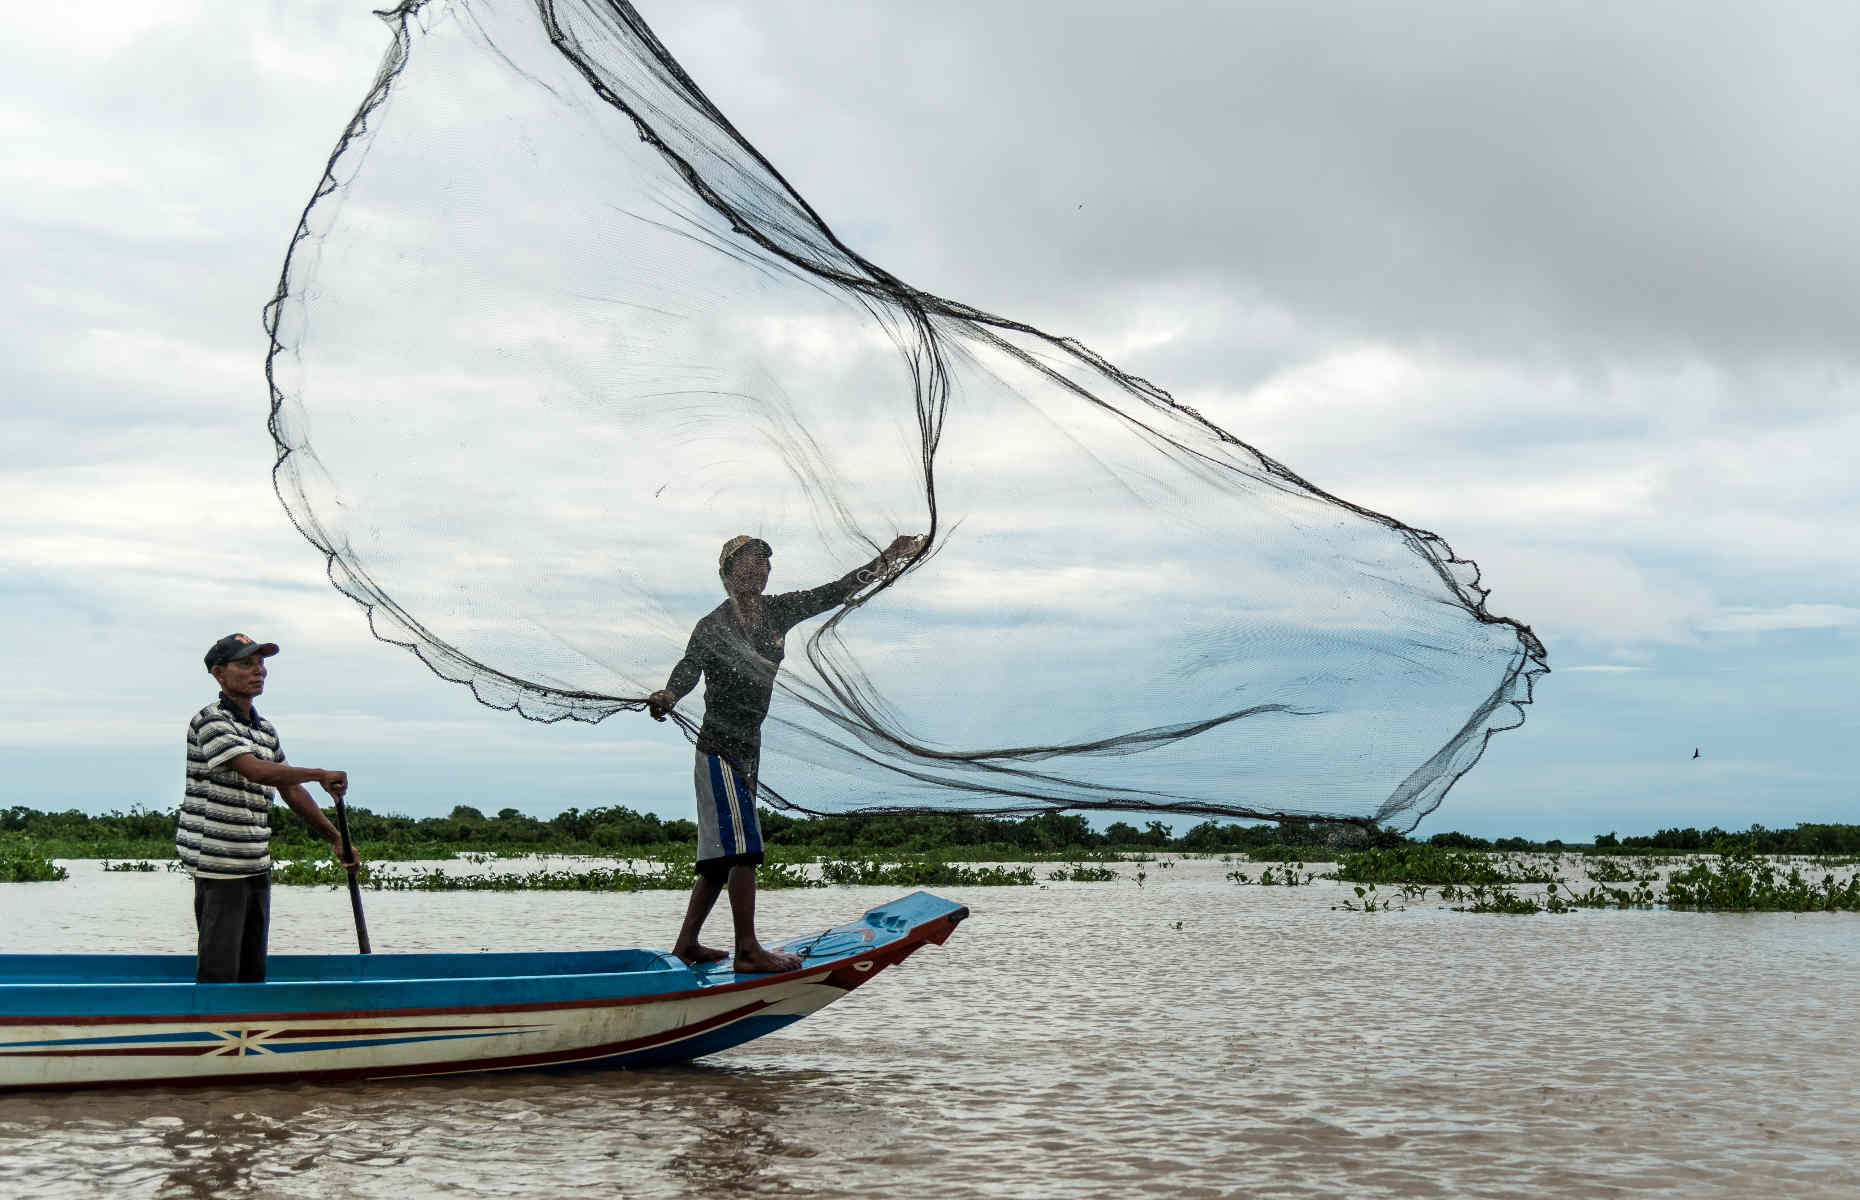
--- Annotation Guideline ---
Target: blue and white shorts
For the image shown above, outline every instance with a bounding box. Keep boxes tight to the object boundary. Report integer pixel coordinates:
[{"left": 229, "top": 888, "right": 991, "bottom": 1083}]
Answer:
[{"left": 694, "top": 751, "right": 764, "bottom": 879}]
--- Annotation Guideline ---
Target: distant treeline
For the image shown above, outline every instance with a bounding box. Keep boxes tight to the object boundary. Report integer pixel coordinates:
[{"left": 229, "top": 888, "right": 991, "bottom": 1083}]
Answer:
[
  {"left": 1584, "top": 824, "right": 1860, "bottom": 855},
  {"left": 2, "top": 803, "right": 1856, "bottom": 859},
  {"left": 1, "top": 804, "right": 1305, "bottom": 858}
]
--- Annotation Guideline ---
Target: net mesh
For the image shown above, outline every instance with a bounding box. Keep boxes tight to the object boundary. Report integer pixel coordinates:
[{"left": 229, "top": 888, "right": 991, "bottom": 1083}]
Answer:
[{"left": 264, "top": 0, "right": 1547, "bottom": 829}]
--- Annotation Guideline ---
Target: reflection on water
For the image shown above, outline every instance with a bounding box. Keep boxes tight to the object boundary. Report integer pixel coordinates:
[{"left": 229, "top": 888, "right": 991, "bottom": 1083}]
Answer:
[
  {"left": 2, "top": 1063, "right": 885, "bottom": 1199},
  {"left": 3, "top": 860, "right": 1859, "bottom": 1198}
]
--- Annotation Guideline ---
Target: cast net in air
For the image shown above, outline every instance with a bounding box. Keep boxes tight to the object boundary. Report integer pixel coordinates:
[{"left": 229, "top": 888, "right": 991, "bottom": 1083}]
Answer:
[{"left": 264, "top": 0, "right": 1547, "bottom": 829}]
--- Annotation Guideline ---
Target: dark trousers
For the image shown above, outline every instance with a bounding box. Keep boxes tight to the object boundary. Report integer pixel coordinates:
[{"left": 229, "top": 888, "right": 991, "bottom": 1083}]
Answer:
[{"left": 194, "top": 872, "right": 271, "bottom": 983}]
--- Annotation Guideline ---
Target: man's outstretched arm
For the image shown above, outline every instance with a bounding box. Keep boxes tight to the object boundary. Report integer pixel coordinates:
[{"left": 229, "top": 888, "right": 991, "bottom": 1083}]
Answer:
[{"left": 789, "top": 534, "right": 927, "bottom": 619}]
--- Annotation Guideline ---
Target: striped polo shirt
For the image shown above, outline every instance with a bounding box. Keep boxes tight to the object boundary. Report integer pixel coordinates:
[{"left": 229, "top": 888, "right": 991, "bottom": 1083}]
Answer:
[{"left": 177, "top": 698, "right": 284, "bottom": 879}]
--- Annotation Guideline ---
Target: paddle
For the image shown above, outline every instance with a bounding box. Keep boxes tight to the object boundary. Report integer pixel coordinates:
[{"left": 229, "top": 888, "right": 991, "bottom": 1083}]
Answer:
[{"left": 333, "top": 792, "right": 371, "bottom": 954}]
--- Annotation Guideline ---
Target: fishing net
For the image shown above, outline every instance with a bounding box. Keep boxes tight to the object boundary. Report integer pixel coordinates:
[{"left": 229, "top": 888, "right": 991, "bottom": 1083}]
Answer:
[{"left": 264, "top": 0, "right": 1546, "bottom": 829}]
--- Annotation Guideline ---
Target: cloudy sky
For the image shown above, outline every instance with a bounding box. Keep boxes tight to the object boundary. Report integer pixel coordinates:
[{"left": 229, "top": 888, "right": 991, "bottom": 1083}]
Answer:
[{"left": 5, "top": 0, "right": 1855, "bottom": 840}]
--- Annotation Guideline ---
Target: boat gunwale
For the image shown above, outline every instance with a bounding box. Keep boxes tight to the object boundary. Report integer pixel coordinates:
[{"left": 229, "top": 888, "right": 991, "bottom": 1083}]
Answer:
[
  {"left": 0, "top": 945, "right": 680, "bottom": 983},
  {"left": 0, "top": 900, "right": 967, "bottom": 1027}
]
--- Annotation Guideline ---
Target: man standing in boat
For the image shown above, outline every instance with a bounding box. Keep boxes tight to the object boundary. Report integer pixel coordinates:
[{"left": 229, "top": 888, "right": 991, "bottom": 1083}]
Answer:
[
  {"left": 178, "top": 634, "right": 359, "bottom": 983},
  {"left": 648, "top": 533, "right": 923, "bottom": 973}
]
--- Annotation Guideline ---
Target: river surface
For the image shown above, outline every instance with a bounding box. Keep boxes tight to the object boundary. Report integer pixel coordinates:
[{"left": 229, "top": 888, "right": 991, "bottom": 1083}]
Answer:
[{"left": 2, "top": 857, "right": 1857, "bottom": 1198}]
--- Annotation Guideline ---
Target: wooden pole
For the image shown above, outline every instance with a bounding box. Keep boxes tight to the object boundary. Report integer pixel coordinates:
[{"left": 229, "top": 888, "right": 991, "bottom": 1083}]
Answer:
[{"left": 334, "top": 794, "right": 371, "bottom": 954}]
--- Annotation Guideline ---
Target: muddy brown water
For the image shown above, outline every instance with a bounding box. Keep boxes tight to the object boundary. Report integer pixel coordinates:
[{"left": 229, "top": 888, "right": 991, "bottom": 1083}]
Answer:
[{"left": 2, "top": 857, "right": 1857, "bottom": 1198}]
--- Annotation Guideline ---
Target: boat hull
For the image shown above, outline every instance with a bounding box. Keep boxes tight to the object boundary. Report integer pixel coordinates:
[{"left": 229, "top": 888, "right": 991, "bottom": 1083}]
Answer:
[{"left": 0, "top": 891, "right": 966, "bottom": 1090}]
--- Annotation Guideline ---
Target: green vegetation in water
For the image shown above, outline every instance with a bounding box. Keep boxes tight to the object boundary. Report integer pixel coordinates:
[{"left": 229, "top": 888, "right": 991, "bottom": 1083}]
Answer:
[
  {"left": 1663, "top": 846, "right": 1860, "bottom": 912},
  {"left": 1047, "top": 863, "right": 1119, "bottom": 882},
  {"left": 1185, "top": 844, "right": 1855, "bottom": 915},
  {"left": 1227, "top": 862, "right": 1316, "bottom": 886},
  {"left": 1435, "top": 878, "right": 1656, "bottom": 914},
  {"left": 1243, "top": 843, "right": 1321, "bottom": 863},
  {"left": 0, "top": 841, "right": 67, "bottom": 883},
  {"left": 274, "top": 854, "right": 1037, "bottom": 892},
  {"left": 10, "top": 805, "right": 1860, "bottom": 915},
  {"left": 1426, "top": 850, "right": 1860, "bottom": 914},
  {"left": 818, "top": 858, "right": 1036, "bottom": 888},
  {"left": 273, "top": 858, "right": 703, "bottom": 892},
  {"left": 1333, "top": 883, "right": 1402, "bottom": 912},
  {"left": 1584, "top": 857, "right": 1661, "bottom": 884},
  {"left": 1568, "top": 880, "right": 1662, "bottom": 910},
  {"left": 1336, "top": 845, "right": 1556, "bottom": 886},
  {"left": 1442, "top": 880, "right": 1556, "bottom": 914}
]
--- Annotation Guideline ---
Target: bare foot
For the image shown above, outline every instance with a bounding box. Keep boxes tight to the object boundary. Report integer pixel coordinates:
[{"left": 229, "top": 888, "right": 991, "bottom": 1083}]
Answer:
[
  {"left": 674, "top": 943, "right": 729, "bottom": 965},
  {"left": 733, "top": 945, "right": 803, "bottom": 974}
]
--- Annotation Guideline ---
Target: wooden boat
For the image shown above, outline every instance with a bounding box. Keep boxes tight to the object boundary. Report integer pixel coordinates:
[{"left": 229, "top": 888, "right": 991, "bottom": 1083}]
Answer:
[{"left": 0, "top": 891, "right": 966, "bottom": 1091}]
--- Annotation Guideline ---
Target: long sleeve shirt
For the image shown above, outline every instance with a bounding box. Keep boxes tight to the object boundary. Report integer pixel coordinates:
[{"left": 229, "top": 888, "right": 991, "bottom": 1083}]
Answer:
[{"left": 664, "top": 572, "right": 864, "bottom": 775}]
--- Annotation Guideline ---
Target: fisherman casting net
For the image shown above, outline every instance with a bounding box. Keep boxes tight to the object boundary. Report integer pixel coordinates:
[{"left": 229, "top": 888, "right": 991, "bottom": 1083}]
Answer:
[{"left": 264, "top": 0, "right": 1546, "bottom": 829}]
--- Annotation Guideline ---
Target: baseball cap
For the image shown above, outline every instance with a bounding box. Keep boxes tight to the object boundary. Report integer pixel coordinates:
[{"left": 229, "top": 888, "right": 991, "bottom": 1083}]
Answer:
[
  {"left": 204, "top": 633, "right": 280, "bottom": 669},
  {"left": 717, "top": 535, "right": 772, "bottom": 572}
]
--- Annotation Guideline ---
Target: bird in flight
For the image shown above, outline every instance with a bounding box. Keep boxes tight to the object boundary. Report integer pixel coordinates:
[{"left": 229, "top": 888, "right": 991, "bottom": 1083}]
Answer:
[{"left": 1692, "top": 748, "right": 1700, "bottom": 759}]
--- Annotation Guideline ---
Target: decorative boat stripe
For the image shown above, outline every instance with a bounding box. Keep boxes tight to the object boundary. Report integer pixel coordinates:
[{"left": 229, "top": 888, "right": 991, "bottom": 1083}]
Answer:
[
  {"left": 241, "top": 1029, "right": 536, "bottom": 1056},
  {"left": 0, "top": 1024, "right": 551, "bottom": 1057},
  {"left": 0, "top": 1030, "right": 224, "bottom": 1049},
  {"left": 386, "top": 996, "right": 785, "bottom": 1079}
]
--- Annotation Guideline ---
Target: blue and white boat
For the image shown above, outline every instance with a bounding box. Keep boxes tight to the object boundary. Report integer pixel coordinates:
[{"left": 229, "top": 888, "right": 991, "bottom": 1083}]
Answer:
[{"left": 0, "top": 891, "right": 966, "bottom": 1090}]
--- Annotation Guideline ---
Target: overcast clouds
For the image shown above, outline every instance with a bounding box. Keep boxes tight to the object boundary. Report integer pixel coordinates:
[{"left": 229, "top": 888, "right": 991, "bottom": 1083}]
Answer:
[{"left": 3, "top": 0, "right": 1855, "bottom": 839}]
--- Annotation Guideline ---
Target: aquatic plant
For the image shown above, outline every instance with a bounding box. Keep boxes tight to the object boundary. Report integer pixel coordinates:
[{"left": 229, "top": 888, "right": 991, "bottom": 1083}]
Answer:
[
  {"left": 1227, "top": 861, "right": 1315, "bottom": 886},
  {"left": 819, "top": 859, "right": 1035, "bottom": 888},
  {"left": 272, "top": 858, "right": 702, "bottom": 892},
  {"left": 1047, "top": 863, "right": 1119, "bottom": 882},
  {"left": 1334, "top": 883, "right": 1402, "bottom": 912},
  {"left": 1244, "top": 843, "right": 1316, "bottom": 863},
  {"left": 1443, "top": 881, "right": 1549, "bottom": 914},
  {"left": 0, "top": 841, "right": 66, "bottom": 883},
  {"left": 1338, "top": 845, "right": 1512, "bottom": 885},
  {"left": 1324, "top": 840, "right": 1860, "bottom": 917},
  {"left": 1584, "top": 857, "right": 1662, "bottom": 884},
  {"left": 1663, "top": 846, "right": 1860, "bottom": 912},
  {"left": 1566, "top": 880, "right": 1659, "bottom": 909},
  {"left": 272, "top": 859, "right": 375, "bottom": 887},
  {"left": 277, "top": 851, "right": 1045, "bottom": 892},
  {"left": 100, "top": 860, "right": 161, "bottom": 873},
  {"left": 1443, "top": 877, "right": 1664, "bottom": 914},
  {"left": 1344, "top": 845, "right": 1566, "bottom": 886}
]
